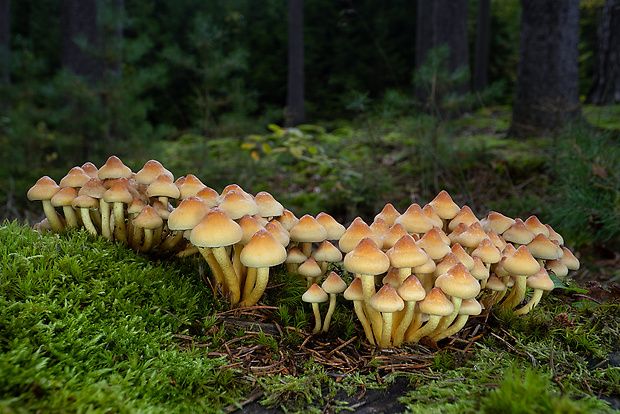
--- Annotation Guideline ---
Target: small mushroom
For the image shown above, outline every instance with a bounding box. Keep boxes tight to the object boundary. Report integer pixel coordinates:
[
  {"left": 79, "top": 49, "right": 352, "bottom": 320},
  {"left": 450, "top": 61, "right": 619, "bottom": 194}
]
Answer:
[
  {"left": 302, "top": 283, "right": 329, "bottom": 334},
  {"left": 321, "top": 272, "right": 347, "bottom": 332}
]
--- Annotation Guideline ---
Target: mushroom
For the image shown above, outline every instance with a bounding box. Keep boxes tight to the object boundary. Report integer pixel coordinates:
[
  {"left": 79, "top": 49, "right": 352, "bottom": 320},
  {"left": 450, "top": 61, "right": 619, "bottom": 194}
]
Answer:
[
  {"left": 254, "top": 191, "right": 284, "bottom": 220},
  {"left": 370, "top": 283, "right": 404, "bottom": 348},
  {"left": 392, "top": 274, "right": 426, "bottom": 346},
  {"left": 176, "top": 174, "right": 206, "bottom": 200},
  {"left": 132, "top": 205, "right": 164, "bottom": 252},
  {"left": 416, "top": 227, "right": 451, "bottom": 261},
  {"left": 501, "top": 245, "right": 542, "bottom": 309},
  {"left": 480, "top": 211, "right": 515, "bottom": 234},
  {"left": 406, "top": 286, "right": 454, "bottom": 343},
  {"left": 190, "top": 208, "right": 243, "bottom": 304},
  {"left": 431, "top": 262, "right": 480, "bottom": 339},
  {"left": 447, "top": 205, "right": 480, "bottom": 232},
  {"left": 312, "top": 240, "right": 343, "bottom": 275},
  {"left": 27, "top": 176, "right": 63, "bottom": 232},
  {"left": 146, "top": 174, "right": 180, "bottom": 208},
  {"left": 369, "top": 218, "right": 390, "bottom": 239},
  {"left": 386, "top": 234, "right": 428, "bottom": 285},
  {"left": 343, "top": 237, "right": 390, "bottom": 336},
  {"left": 343, "top": 277, "right": 375, "bottom": 345},
  {"left": 71, "top": 195, "right": 100, "bottom": 236},
  {"left": 103, "top": 179, "right": 134, "bottom": 243},
  {"left": 381, "top": 223, "right": 409, "bottom": 251},
  {"left": 393, "top": 203, "right": 433, "bottom": 238},
  {"left": 239, "top": 229, "right": 287, "bottom": 307},
  {"left": 432, "top": 297, "right": 482, "bottom": 341},
  {"left": 338, "top": 217, "right": 383, "bottom": 254},
  {"left": 165, "top": 196, "right": 210, "bottom": 251},
  {"left": 285, "top": 246, "right": 307, "bottom": 274},
  {"left": 289, "top": 214, "right": 328, "bottom": 257},
  {"left": 302, "top": 283, "right": 329, "bottom": 334},
  {"left": 428, "top": 190, "right": 461, "bottom": 230},
  {"left": 78, "top": 177, "right": 107, "bottom": 237},
  {"left": 51, "top": 187, "right": 79, "bottom": 228},
  {"left": 321, "top": 271, "right": 348, "bottom": 332},
  {"left": 513, "top": 267, "right": 555, "bottom": 315},
  {"left": 374, "top": 203, "right": 401, "bottom": 227},
  {"left": 298, "top": 257, "right": 323, "bottom": 288},
  {"left": 315, "top": 212, "right": 346, "bottom": 242},
  {"left": 59, "top": 166, "right": 91, "bottom": 190}
]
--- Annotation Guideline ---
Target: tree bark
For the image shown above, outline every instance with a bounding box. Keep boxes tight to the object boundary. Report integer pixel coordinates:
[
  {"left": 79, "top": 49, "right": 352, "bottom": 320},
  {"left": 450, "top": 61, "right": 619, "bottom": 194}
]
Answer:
[
  {"left": 61, "top": 0, "right": 103, "bottom": 84},
  {"left": 415, "top": 0, "right": 470, "bottom": 99},
  {"left": 510, "top": 0, "right": 581, "bottom": 138},
  {"left": 285, "top": 0, "right": 306, "bottom": 127},
  {"left": 0, "top": 0, "right": 9, "bottom": 84},
  {"left": 473, "top": 0, "right": 491, "bottom": 92},
  {"left": 586, "top": 0, "right": 620, "bottom": 105}
]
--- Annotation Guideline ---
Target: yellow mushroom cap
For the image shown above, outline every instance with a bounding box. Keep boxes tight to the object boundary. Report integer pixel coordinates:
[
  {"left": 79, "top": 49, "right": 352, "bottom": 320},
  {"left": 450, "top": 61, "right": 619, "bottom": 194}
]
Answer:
[
  {"left": 289, "top": 214, "right": 328, "bottom": 244},
  {"left": 422, "top": 204, "right": 444, "bottom": 228},
  {"left": 527, "top": 233, "right": 562, "bottom": 260},
  {"left": 80, "top": 162, "right": 99, "bottom": 178},
  {"left": 71, "top": 194, "right": 99, "bottom": 210},
  {"left": 339, "top": 217, "right": 383, "bottom": 253},
  {"left": 285, "top": 246, "right": 307, "bottom": 264},
  {"left": 370, "top": 218, "right": 390, "bottom": 238},
  {"left": 448, "top": 205, "right": 480, "bottom": 232},
  {"left": 312, "top": 240, "right": 343, "bottom": 263},
  {"left": 254, "top": 191, "right": 284, "bottom": 218},
  {"left": 416, "top": 227, "right": 451, "bottom": 260},
  {"left": 526, "top": 267, "right": 555, "bottom": 291},
  {"left": 238, "top": 214, "right": 266, "bottom": 245},
  {"left": 480, "top": 211, "right": 515, "bottom": 234},
  {"left": 471, "top": 238, "right": 502, "bottom": 264},
  {"left": 434, "top": 262, "right": 481, "bottom": 299},
  {"left": 278, "top": 209, "right": 299, "bottom": 232},
  {"left": 190, "top": 208, "right": 242, "bottom": 248},
  {"left": 265, "top": 221, "right": 291, "bottom": 247},
  {"left": 343, "top": 277, "right": 365, "bottom": 301},
  {"left": 322, "top": 271, "right": 347, "bottom": 294},
  {"left": 135, "top": 160, "right": 174, "bottom": 185},
  {"left": 560, "top": 246, "right": 580, "bottom": 270},
  {"left": 51, "top": 187, "right": 78, "bottom": 207},
  {"left": 298, "top": 257, "right": 323, "bottom": 278},
  {"left": 397, "top": 274, "right": 426, "bottom": 302},
  {"left": 146, "top": 174, "right": 181, "bottom": 200},
  {"left": 168, "top": 196, "right": 209, "bottom": 231},
  {"left": 370, "top": 283, "right": 405, "bottom": 313},
  {"left": 524, "top": 215, "right": 550, "bottom": 238},
  {"left": 343, "top": 237, "right": 390, "bottom": 276},
  {"left": 133, "top": 205, "right": 163, "bottom": 229},
  {"left": 381, "top": 223, "right": 410, "bottom": 250},
  {"left": 456, "top": 222, "right": 489, "bottom": 250},
  {"left": 394, "top": 203, "right": 433, "bottom": 235},
  {"left": 386, "top": 234, "right": 428, "bottom": 268},
  {"left": 176, "top": 174, "right": 206, "bottom": 200},
  {"left": 28, "top": 176, "right": 61, "bottom": 201},
  {"left": 374, "top": 203, "right": 401, "bottom": 227},
  {"left": 59, "top": 167, "right": 91, "bottom": 188},
  {"left": 315, "top": 212, "right": 346, "bottom": 240},
  {"left": 418, "top": 287, "right": 454, "bottom": 316},
  {"left": 503, "top": 245, "right": 541, "bottom": 276},
  {"left": 240, "top": 229, "right": 287, "bottom": 268},
  {"left": 78, "top": 177, "right": 107, "bottom": 199},
  {"left": 195, "top": 186, "right": 220, "bottom": 208},
  {"left": 428, "top": 190, "right": 461, "bottom": 220},
  {"left": 98, "top": 155, "right": 132, "bottom": 180},
  {"left": 302, "top": 283, "right": 329, "bottom": 303},
  {"left": 502, "top": 218, "right": 535, "bottom": 245},
  {"left": 103, "top": 180, "right": 134, "bottom": 204},
  {"left": 458, "top": 298, "right": 482, "bottom": 315}
]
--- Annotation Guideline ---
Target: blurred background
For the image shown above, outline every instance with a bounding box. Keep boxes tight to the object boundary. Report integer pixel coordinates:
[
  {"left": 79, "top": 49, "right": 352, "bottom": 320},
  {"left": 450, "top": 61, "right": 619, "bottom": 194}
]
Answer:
[{"left": 0, "top": 0, "right": 618, "bottom": 282}]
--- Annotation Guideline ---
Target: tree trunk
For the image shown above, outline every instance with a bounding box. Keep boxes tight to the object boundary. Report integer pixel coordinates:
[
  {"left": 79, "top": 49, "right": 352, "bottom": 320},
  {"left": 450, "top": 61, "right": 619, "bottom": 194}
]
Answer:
[
  {"left": 586, "top": 0, "right": 620, "bottom": 105},
  {"left": 285, "top": 0, "right": 306, "bottom": 127},
  {"left": 61, "top": 0, "right": 103, "bottom": 84},
  {"left": 473, "top": 0, "right": 491, "bottom": 92},
  {"left": 415, "top": 0, "right": 470, "bottom": 100},
  {"left": 510, "top": 0, "right": 581, "bottom": 138},
  {"left": 0, "top": 0, "right": 9, "bottom": 84}
]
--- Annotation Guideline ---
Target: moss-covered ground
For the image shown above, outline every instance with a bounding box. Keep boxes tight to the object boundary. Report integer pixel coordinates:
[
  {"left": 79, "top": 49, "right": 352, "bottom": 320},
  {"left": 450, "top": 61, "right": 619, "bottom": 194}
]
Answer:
[{"left": 1, "top": 221, "right": 619, "bottom": 413}]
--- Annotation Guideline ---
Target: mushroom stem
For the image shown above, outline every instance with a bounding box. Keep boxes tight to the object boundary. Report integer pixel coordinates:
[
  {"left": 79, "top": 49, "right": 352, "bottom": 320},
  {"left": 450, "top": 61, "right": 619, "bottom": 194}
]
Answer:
[
  {"left": 321, "top": 294, "right": 337, "bottom": 333},
  {"left": 359, "top": 274, "right": 383, "bottom": 338},
  {"left": 433, "top": 314, "right": 470, "bottom": 341},
  {"left": 142, "top": 228, "right": 154, "bottom": 252},
  {"left": 242, "top": 267, "right": 258, "bottom": 301},
  {"left": 239, "top": 267, "right": 269, "bottom": 307},
  {"left": 353, "top": 301, "right": 376, "bottom": 345},
  {"left": 211, "top": 246, "right": 242, "bottom": 305},
  {"left": 197, "top": 247, "right": 225, "bottom": 290},
  {"left": 392, "top": 301, "right": 417, "bottom": 347},
  {"left": 502, "top": 275, "right": 526, "bottom": 309},
  {"left": 113, "top": 202, "right": 128, "bottom": 243},
  {"left": 79, "top": 208, "right": 98, "bottom": 236},
  {"left": 176, "top": 245, "right": 199, "bottom": 258},
  {"left": 407, "top": 314, "right": 442, "bottom": 343},
  {"left": 41, "top": 200, "right": 64, "bottom": 232},
  {"left": 311, "top": 303, "right": 322, "bottom": 334},
  {"left": 62, "top": 206, "right": 79, "bottom": 228},
  {"left": 513, "top": 289, "right": 544, "bottom": 316},
  {"left": 160, "top": 230, "right": 184, "bottom": 251},
  {"left": 379, "top": 312, "right": 394, "bottom": 348},
  {"left": 429, "top": 297, "right": 463, "bottom": 339},
  {"left": 100, "top": 200, "right": 112, "bottom": 240}
]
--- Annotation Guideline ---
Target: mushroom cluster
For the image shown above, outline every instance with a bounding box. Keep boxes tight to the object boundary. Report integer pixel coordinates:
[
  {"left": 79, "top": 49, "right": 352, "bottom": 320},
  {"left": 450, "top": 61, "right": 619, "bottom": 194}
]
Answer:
[{"left": 28, "top": 157, "right": 580, "bottom": 346}]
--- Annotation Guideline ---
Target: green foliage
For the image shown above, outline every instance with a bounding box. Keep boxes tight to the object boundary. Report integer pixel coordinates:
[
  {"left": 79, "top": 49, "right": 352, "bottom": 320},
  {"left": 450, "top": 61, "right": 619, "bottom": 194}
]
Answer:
[
  {"left": 549, "top": 125, "right": 620, "bottom": 247},
  {"left": 0, "top": 221, "right": 250, "bottom": 412},
  {"left": 480, "top": 367, "right": 604, "bottom": 414}
]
